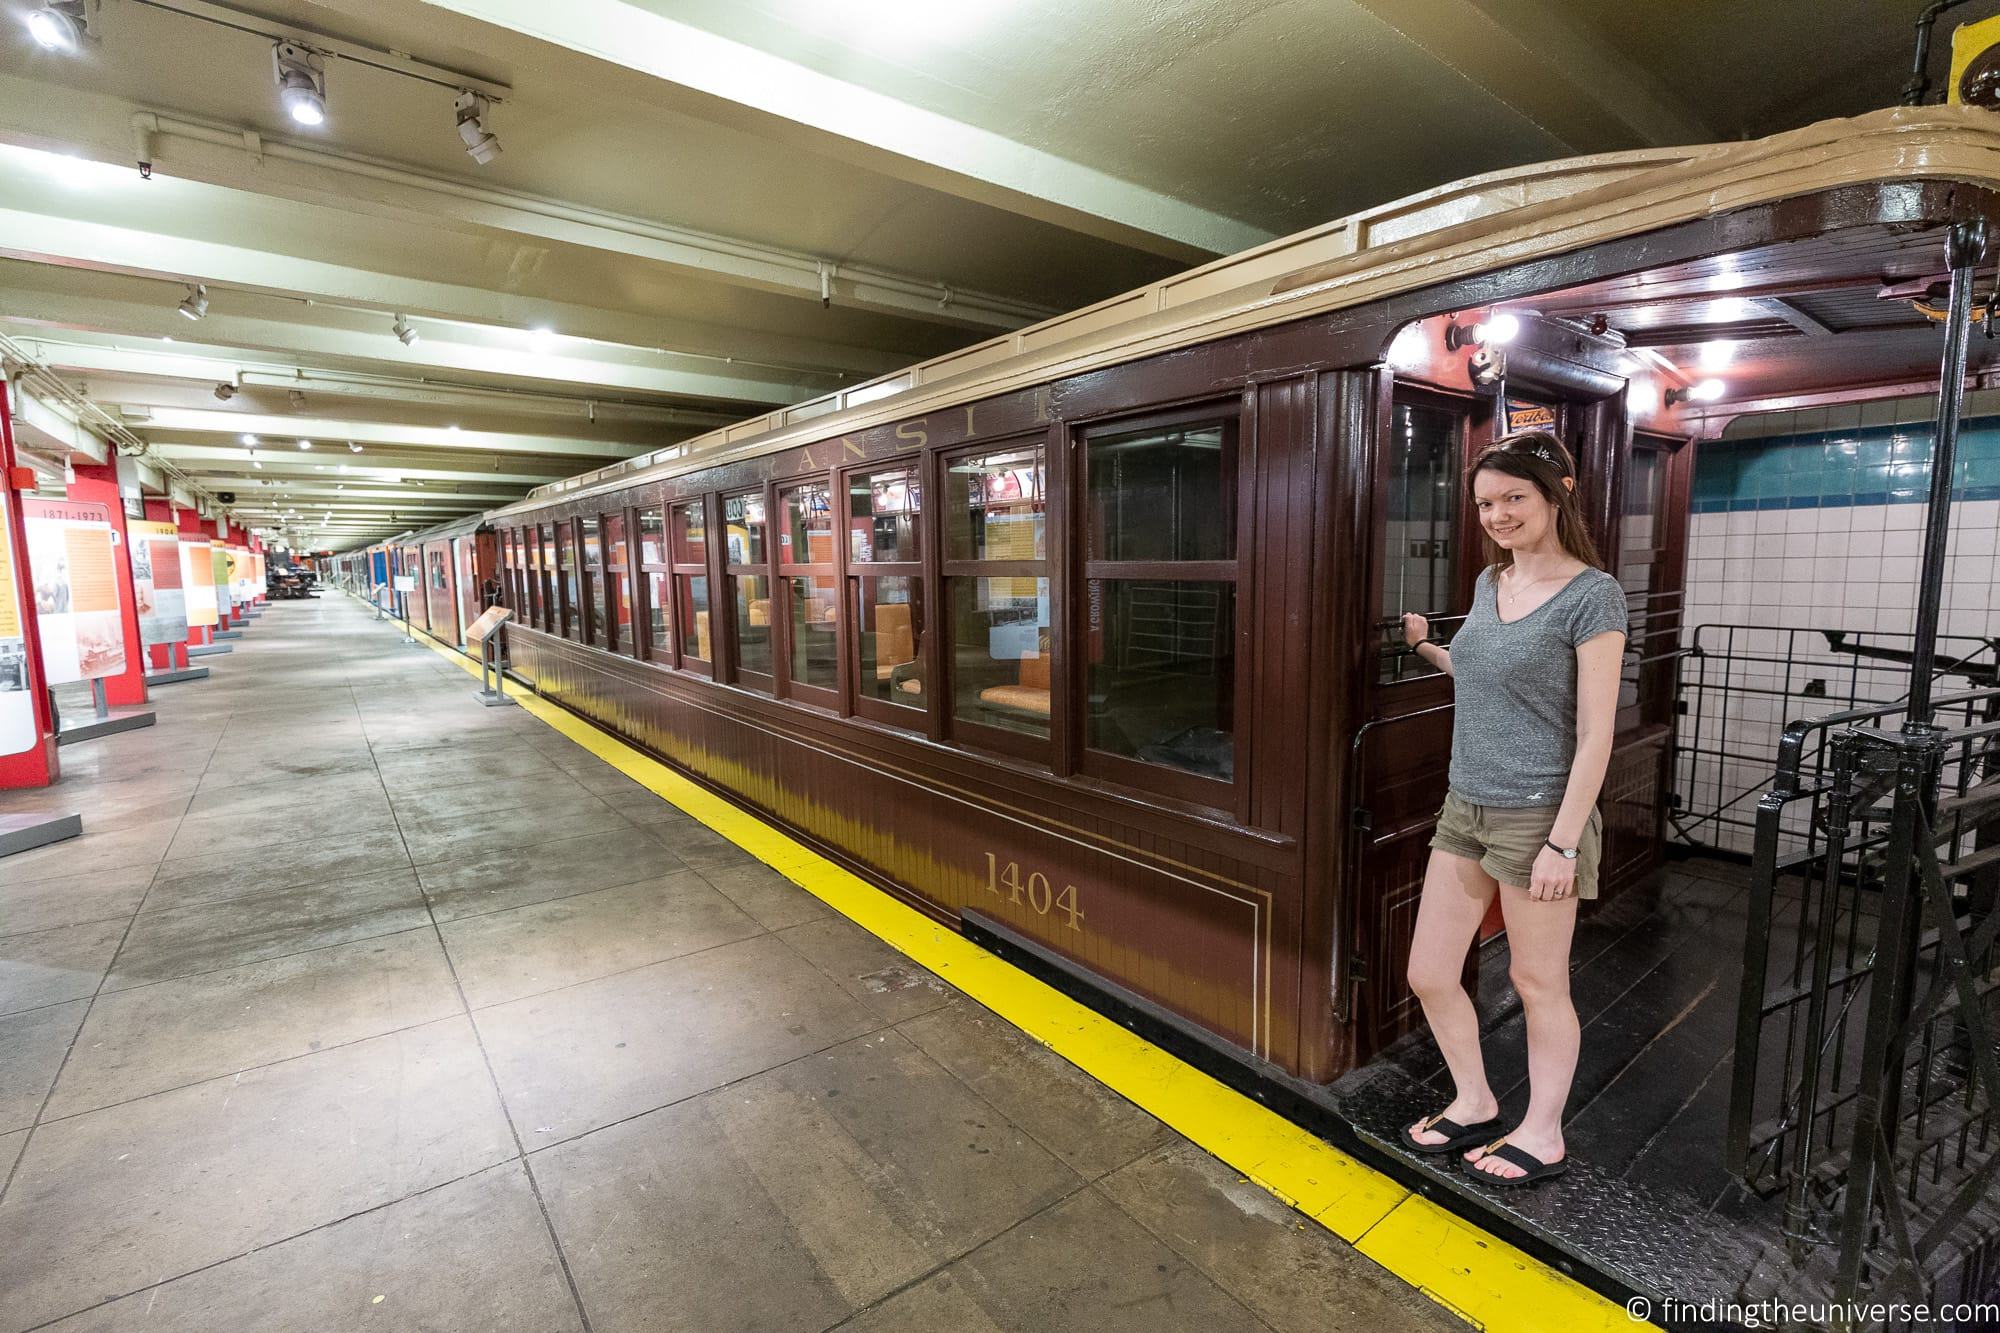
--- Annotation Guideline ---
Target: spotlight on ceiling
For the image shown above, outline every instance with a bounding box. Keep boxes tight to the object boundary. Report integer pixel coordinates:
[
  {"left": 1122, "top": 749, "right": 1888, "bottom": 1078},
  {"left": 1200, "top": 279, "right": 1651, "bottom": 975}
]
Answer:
[
  {"left": 272, "top": 42, "right": 327, "bottom": 128},
  {"left": 177, "top": 284, "right": 209, "bottom": 320},
  {"left": 454, "top": 90, "right": 501, "bottom": 165},
  {"left": 240, "top": 433, "right": 259, "bottom": 446},
  {"left": 213, "top": 382, "right": 237, "bottom": 401},
  {"left": 1665, "top": 378, "right": 1726, "bottom": 408},
  {"left": 348, "top": 441, "right": 362, "bottom": 453},
  {"left": 392, "top": 313, "right": 419, "bottom": 346},
  {"left": 297, "top": 438, "right": 314, "bottom": 450},
  {"left": 25, "top": 0, "right": 84, "bottom": 51}
]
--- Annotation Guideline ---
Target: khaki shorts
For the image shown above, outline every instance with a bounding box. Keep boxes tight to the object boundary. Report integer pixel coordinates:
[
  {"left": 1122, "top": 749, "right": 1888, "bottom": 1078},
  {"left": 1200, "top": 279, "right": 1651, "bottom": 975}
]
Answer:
[{"left": 1429, "top": 789, "right": 1602, "bottom": 900}]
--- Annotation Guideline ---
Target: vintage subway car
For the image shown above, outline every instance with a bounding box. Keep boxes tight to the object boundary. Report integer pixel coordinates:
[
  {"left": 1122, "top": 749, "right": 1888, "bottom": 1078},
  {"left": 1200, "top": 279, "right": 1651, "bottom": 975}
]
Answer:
[{"left": 462, "top": 107, "right": 2000, "bottom": 1086}]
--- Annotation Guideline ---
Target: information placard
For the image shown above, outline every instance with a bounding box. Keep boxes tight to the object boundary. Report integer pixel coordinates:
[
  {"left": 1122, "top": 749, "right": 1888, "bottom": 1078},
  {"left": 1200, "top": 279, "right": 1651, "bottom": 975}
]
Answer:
[
  {"left": 129, "top": 519, "right": 188, "bottom": 646},
  {"left": 23, "top": 498, "right": 126, "bottom": 684},
  {"left": 182, "top": 540, "right": 218, "bottom": 627},
  {"left": 211, "top": 545, "right": 233, "bottom": 619},
  {"left": 465, "top": 605, "right": 512, "bottom": 644}
]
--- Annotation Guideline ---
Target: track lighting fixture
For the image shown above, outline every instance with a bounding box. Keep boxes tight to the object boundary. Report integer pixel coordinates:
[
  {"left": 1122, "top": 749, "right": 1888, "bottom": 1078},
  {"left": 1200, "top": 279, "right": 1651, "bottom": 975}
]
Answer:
[
  {"left": 272, "top": 42, "right": 327, "bottom": 127},
  {"left": 297, "top": 438, "right": 314, "bottom": 450},
  {"left": 392, "top": 313, "right": 418, "bottom": 346},
  {"left": 25, "top": 0, "right": 84, "bottom": 50},
  {"left": 213, "top": 382, "right": 237, "bottom": 401},
  {"left": 454, "top": 91, "right": 501, "bottom": 165},
  {"left": 348, "top": 441, "right": 362, "bottom": 453},
  {"left": 178, "top": 284, "right": 208, "bottom": 320}
]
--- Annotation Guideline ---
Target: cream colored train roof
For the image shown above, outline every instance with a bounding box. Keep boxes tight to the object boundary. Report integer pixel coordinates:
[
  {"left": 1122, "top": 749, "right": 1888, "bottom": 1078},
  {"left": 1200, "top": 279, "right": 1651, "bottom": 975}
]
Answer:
[{"left": 510, "top": 105, "right": 2000, "bottom": 516}]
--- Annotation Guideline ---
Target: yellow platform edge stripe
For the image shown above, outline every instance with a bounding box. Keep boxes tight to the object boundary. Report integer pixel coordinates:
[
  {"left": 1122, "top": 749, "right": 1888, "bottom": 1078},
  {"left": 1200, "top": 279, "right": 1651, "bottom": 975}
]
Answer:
[{"left": 396, "top": 609, "right": 1641, "bottom": 1332}]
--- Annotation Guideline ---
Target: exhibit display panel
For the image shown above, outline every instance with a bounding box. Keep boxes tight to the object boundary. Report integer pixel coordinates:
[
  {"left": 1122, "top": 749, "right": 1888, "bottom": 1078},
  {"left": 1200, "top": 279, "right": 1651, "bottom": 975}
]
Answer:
[
  {"left": 129, "top": 520, "right": 188, "bottom": 647},
  {"left": 22, "top": 498, "right": 125, "bottom": 684},
  {"left": 182, "top": 540, "right": 218, "bottom": 627}
]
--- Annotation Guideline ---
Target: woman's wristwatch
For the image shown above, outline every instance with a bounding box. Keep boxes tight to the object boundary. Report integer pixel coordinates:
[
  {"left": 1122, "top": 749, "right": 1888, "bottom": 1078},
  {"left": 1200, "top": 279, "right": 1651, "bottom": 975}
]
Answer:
[{"left": 1545, "top": 839, "right": 1578, "bottom": 861}]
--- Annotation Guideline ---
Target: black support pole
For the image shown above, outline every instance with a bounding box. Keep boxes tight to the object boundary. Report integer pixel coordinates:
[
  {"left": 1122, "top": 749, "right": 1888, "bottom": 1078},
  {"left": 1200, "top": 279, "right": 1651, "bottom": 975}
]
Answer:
[{"left": 1908, "top": 220, "right": 1986, "bottom": 730}]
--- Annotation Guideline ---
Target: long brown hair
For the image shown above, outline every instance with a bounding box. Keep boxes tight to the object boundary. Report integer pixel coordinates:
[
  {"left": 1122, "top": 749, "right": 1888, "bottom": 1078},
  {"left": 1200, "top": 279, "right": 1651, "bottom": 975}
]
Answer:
[{"left": 1468, "top": 431, "right": 1605, "bottom": 571}]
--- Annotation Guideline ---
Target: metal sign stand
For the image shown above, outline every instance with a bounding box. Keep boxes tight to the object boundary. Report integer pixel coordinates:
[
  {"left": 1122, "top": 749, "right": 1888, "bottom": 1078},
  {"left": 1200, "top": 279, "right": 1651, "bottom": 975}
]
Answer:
[
  {"left": 473, "top": 633, "right": 512, "bottom": 707},
  {"left": 56, "top": 676, "right": 157, "bottom": 745}
]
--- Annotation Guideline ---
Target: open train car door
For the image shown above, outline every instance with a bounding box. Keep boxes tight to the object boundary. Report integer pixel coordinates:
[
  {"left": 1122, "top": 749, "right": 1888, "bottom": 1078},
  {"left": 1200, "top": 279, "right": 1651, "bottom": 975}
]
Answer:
[
  {"left": 1343, "top": 315, "right": 1679, "bottom": 1063},
  {"left": 455, "top": 535, "right": 480, "bottom": 643}
]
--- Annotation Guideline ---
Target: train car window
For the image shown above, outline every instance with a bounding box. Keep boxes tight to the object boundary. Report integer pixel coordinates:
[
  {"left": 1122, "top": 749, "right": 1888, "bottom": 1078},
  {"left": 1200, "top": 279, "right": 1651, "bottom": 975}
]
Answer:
[
  {"left": 638, "top": 506, "right": 670, "bottom": 661},
  {"left": 723, "top": 490, "right": 773, "bottom": 691},
  {"left": 540, "top": 525, "right": 559, "bottom": 634},
  {"left": 605, "top": 512, "right": 634, "bottom": 657},
  {"left": 1080, "top": 415, "right": 1239, "bottom": 795},
  {"left": 848, "top": 461, "right": 925, "bottom": 722},
  {"left": 525, "top": 526, "right": 542, "bottom": 628},
  {"left": 554, "top": 520, "right": 577, "bottom": 640},
  {"left": 944, "top": 442, "right": 1050, "bottom": 758},
  {"left": 1616, "top": 440, "right": 1669, "bottom": 730},
  {"left": 778, "top": 480, "right": 838, "bottom": 703},
  {"left": 1379, "top": 396, "right": 1464, "bottom": 684},
  {"left": 672, "top": 499, "right": 710, "bottom": 670},
  {"left": 578, "top": 516, "right": 602, "bottom": 647}
]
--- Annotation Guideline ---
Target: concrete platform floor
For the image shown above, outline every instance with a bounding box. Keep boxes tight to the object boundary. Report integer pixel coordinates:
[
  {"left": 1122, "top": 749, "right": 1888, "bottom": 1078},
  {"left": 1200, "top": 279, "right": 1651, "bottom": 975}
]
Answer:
[{"left": 0, "top": 597, "right": 1461, "bottom": 1333}]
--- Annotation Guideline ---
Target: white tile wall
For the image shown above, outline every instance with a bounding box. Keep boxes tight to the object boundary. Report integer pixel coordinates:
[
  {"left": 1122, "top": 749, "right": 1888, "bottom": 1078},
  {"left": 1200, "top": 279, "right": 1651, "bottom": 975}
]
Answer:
[{"left": 1677, "top": 498, "right": 2000, "bottom": 854}]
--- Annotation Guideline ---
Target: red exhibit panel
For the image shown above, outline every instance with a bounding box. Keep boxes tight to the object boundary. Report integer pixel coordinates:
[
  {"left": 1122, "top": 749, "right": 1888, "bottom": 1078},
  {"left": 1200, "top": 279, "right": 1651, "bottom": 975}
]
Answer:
[
  {"left": 62, "top": 463, "right": 148, "bottom": 706},
  {"left": 0, "top": 390, "right": 59, "bottom": 786}
]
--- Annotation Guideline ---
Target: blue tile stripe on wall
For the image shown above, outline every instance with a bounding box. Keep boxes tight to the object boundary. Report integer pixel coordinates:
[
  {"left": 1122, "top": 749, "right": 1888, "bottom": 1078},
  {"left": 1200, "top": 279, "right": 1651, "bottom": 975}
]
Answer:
[{"left": 1691, "top": 418, "right": 2000, "bottom": 512}]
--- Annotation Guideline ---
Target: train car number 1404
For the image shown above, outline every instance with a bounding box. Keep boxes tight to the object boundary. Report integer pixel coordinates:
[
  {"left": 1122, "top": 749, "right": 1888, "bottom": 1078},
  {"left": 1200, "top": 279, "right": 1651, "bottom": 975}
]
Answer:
[{"left": 980, "top": 853, "right": 1085, "bottom": 932}]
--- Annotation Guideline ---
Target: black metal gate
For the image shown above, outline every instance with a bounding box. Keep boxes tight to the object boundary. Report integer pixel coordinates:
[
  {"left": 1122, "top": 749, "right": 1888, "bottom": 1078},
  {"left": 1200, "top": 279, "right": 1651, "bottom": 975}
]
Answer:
[{"left": 1728, "top": 221, "right": 2000, "bottom": 1320}]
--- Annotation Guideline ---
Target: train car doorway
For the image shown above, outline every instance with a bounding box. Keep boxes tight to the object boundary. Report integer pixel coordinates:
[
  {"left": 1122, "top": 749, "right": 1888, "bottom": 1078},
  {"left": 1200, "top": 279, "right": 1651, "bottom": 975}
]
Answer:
[{"left": 1334, "top": 205, "right": 2000, "bottom": 1308}]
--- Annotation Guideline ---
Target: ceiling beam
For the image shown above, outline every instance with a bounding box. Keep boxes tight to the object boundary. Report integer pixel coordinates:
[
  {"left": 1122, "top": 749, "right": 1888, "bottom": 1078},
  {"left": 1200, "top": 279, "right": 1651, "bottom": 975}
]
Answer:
[
  {"left": 1757, "top": 296, "right": 1835, "bottom": 337},
  {"left": 0, "top": 280, "right": 811, "bottom": 406},
  {"left": 130, "top": 407, "right": 649, "bottom": 460},
  {"left": 0, "top": 148, "right": 913, "bottom": 378},
  {"left": 1347, "top": 0, "right": 1715, "bottom": 153},
  {"left": 149, "top": 443, "right": 569, "bottom": 485},
  {"left": 412, "top": 0, "right": 1268, "bottom": 263}
]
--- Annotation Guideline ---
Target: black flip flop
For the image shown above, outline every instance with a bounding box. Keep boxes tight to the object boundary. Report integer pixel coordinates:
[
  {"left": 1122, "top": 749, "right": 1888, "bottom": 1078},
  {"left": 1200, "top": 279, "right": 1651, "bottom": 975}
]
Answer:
[
  {"left": 1459, "top": 1137, "right": 1569, "bottom": 1187},
  {"left": 1400, "top": 1111, "right": 1505, "bottom": 1156}
]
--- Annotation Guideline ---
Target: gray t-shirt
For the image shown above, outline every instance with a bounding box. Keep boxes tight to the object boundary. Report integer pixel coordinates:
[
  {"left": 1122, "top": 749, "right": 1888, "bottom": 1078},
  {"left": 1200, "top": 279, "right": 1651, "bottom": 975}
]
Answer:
[{"left": 1446, "top": 565, "right": 1629, "bottom": 808}]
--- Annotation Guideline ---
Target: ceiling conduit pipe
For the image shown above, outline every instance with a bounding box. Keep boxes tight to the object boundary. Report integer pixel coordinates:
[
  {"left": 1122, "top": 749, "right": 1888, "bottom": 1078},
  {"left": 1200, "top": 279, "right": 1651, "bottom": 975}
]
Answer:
[{"left": 127, "top": 109, "right": 1055, "bottom": 332}]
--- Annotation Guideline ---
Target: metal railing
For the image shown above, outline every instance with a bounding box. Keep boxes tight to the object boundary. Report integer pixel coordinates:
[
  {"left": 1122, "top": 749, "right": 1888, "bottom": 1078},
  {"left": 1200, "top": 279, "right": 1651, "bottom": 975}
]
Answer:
[
  {"left": 1672, "top": 625, "right": 2000, "bottom": 856},
  {"left": 1730, "top": 688, "right": 2000, "bottom": 1314}
]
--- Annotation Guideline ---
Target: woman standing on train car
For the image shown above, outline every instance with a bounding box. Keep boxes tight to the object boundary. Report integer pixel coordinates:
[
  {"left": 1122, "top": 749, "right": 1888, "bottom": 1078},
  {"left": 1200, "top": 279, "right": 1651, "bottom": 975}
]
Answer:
[{"left": 1394, "top": 431, "right": 1628, "bottom": 1187}]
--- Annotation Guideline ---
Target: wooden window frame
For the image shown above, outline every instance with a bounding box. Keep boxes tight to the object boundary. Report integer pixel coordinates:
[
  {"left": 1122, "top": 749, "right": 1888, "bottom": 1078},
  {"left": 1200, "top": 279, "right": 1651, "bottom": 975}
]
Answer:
[
  {"left": 603, "top": 508, "right": 636, "bottom": 658},
  {"left": 722, "top": 488, "right": 774, "bottom": 693},
  {"left": 1072, "top": 399, "right": 1246, "bottom": 811},
  {"left": 636, "top": 500, "right": 672, "bottom": 665},
  {"left": 939, "top": 431, "right": 1054, "bottom": 766},
  {"left": 775, "top": 476, "right": 840, "bottom": 710},
  {"left": 1376, "top": 381, "right": 1476, "bottom": 693},
  {"left": 840, "top": 456, "right": 930, "bottom": 733},
  {"left": 672, "top": 495, "right": 713, "bottom": 677},
  {"left": 578, "top": 514, "right": 603, "bottom": 647},
  {"left": 553, "top": 519, "right": 578, "bottom": 640}
]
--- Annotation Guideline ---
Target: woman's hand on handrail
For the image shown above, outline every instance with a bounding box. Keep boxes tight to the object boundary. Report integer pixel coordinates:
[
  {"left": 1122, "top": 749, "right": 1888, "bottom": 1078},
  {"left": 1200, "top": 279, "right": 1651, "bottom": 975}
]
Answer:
[{"left": 1401, "top": 612, "right": 1429, "bottom": 648}]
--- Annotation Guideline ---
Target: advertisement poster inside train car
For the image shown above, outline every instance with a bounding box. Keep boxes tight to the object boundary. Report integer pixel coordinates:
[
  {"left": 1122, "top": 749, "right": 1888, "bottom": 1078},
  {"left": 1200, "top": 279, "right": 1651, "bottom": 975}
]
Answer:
[
  {"left": 0, "top": 493, "right": 36, "bottom": 755},
  {"left": 22, "top": 498, "right": 126, "bottom": 685},
  {"left": 182, "top": 540, "right": 218, "bottom": 627},
  {"left": 128, "top": 520, "right": 188, "bottom": 645}
]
